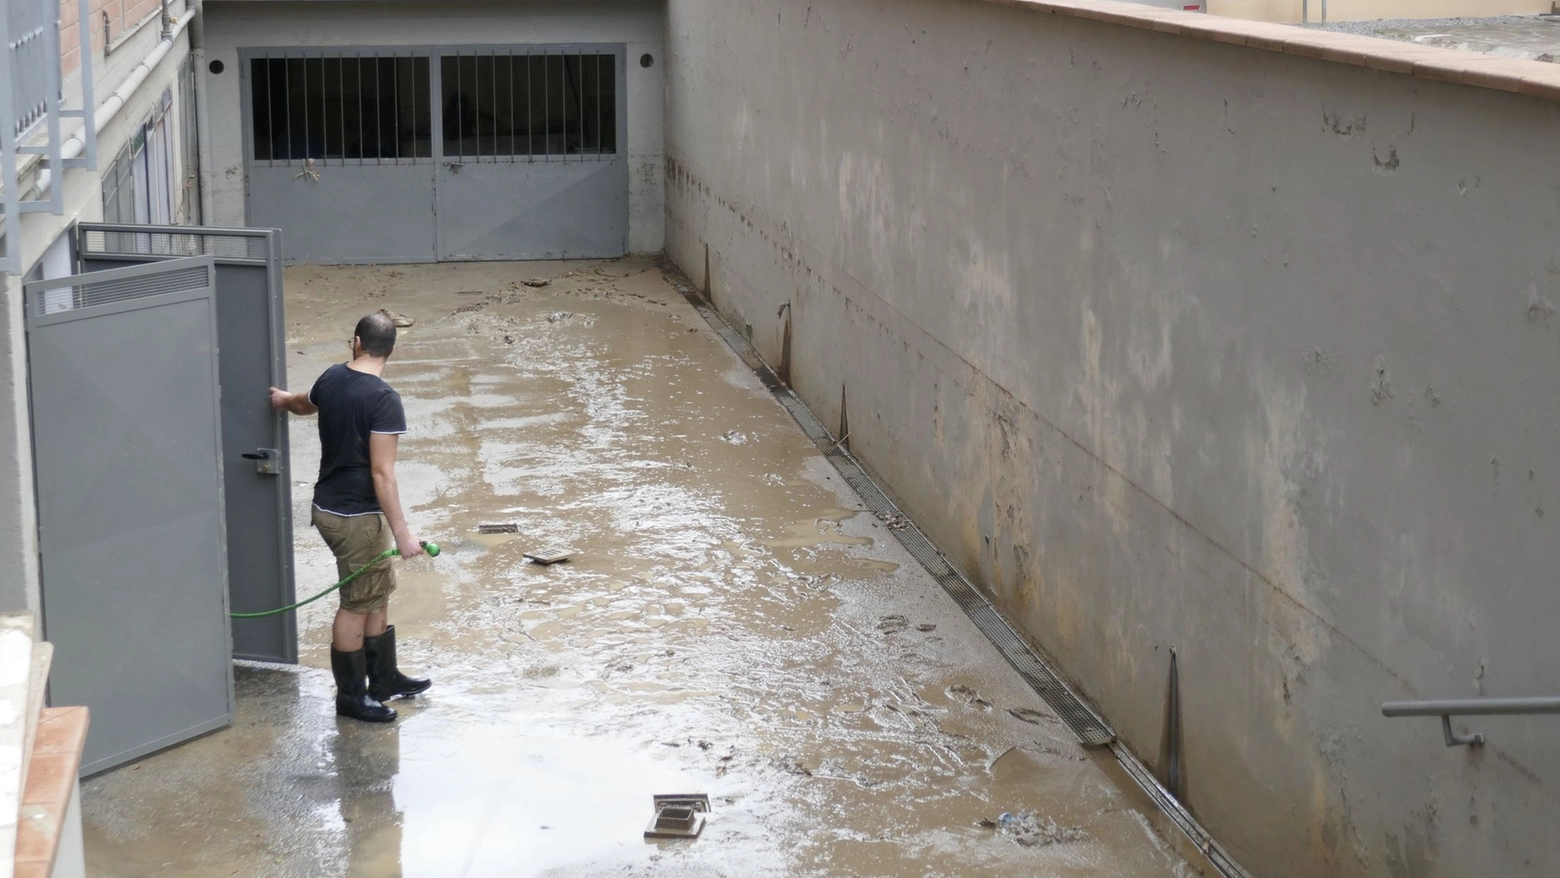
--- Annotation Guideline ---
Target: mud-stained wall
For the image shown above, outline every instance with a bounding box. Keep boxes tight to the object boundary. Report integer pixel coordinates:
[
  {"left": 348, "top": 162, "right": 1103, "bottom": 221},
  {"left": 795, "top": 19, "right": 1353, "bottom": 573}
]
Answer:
[{"left": 664, "top": 1, "right": 1560, "bottom": 875}]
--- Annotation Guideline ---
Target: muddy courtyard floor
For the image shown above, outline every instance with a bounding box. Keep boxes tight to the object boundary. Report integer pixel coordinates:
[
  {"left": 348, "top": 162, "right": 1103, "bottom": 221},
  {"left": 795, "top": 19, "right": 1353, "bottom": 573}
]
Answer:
[{"left": 79, "top": 258, "right": 1208, "bottom": 877}]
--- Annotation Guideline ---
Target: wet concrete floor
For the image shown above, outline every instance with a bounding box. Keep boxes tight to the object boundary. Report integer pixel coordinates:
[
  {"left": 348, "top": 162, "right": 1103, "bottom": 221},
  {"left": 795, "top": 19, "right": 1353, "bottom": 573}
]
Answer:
[{"left": 79, "top": 258, "right": 1209, "bottom": 877}]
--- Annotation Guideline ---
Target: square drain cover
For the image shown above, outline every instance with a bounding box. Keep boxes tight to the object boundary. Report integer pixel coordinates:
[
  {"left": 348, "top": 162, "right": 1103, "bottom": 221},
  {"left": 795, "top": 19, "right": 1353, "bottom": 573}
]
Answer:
[
  {"left": 644, "top": 793, "right": 710, "bottom": 839},
  {"left": 524, "top": 547, "right": 573, "bottom": 565}
]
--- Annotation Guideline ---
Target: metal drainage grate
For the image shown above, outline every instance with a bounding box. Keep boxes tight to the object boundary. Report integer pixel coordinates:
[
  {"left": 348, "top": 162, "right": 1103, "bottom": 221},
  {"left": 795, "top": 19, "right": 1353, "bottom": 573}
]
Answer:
[{"left": 672, "top": 277, "right": 1114, "bottom": 749}]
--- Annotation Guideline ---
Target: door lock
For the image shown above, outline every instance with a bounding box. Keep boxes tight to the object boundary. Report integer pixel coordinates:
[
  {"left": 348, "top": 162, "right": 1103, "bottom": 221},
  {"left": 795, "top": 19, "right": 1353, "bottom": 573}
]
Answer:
[{"left": 241, "top": 448, "right": 281, "bottom": 475}]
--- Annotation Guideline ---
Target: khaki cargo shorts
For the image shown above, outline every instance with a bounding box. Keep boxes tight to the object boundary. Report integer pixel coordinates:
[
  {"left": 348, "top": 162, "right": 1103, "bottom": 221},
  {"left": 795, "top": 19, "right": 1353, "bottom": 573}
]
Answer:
[{"left": 312, "top": 508, "right": 397, "bottom": 613}]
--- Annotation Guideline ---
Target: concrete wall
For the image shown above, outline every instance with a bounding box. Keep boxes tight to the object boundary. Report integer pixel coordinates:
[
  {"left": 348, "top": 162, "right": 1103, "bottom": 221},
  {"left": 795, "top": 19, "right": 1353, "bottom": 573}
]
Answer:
[
  {"left": 663, "top": 1, "right": 1560, "bottom": 875},
  {"left": 201, "top": 0, "right": 665, "bottom": 254},
  {"left": 1205, "top": 0, "right": 1551, "bottom": 24},
  {"left": 0, "top": 4, "right": 196, "bottom": 618}
]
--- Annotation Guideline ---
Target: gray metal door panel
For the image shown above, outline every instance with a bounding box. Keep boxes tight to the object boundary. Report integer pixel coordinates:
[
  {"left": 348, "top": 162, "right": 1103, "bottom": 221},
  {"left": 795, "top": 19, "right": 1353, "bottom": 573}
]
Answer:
[
  {"left": 248, "top": 164, "right": 436, "bottom": 265},
  {"left": 435, "top": 157, "right": 627, "bottom": 260},
  {"left": 25, "top": 257, "right": 234, "bottom": 776},
  {"left": 75, "top": 224, "right": 297, "bottom": 664}
]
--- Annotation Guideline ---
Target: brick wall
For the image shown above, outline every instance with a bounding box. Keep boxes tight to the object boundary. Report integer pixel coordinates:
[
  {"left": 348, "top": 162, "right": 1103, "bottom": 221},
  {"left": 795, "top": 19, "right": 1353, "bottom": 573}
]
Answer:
[{"left": 59, "top": 0, "right": 166, "bottom": 79}]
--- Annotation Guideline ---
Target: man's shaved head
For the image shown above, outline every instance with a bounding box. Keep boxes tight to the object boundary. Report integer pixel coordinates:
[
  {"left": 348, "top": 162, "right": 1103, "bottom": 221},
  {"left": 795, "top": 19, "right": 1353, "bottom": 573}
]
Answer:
[{"left": 354, "top": 312, "right": 397, "bottom": 358}]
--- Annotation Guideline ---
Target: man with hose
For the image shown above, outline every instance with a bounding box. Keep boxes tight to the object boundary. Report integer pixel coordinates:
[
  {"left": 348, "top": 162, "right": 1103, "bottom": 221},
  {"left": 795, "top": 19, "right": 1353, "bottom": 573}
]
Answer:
[{"left": 269, "top": 311, "right": 431, "bottom": 723}]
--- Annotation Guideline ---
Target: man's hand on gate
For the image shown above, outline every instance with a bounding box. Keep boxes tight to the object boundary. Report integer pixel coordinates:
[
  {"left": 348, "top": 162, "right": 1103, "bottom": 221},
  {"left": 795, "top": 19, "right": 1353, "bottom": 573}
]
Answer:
[{"left": 269, "top": 386, "right": 318, "bottom": 415}]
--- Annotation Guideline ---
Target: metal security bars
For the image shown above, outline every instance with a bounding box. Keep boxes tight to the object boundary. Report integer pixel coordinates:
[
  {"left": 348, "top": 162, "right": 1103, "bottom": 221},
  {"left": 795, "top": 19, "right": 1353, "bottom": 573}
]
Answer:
[
  {"left": 440, "top": 50, "right": 617, "bottom": 160},
  {"left": 249, "top": 54, "right": 433, "bottom": 163},
  {"left": 5, "top": 0, "right": 58, "bottom": 142}
]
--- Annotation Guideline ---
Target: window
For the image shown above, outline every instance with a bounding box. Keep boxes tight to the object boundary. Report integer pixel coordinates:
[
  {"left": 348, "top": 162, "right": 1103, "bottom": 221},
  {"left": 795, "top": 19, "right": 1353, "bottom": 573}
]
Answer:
[
  {"left": 101, "top": 139, "right": 138, "bottom": 224},
  {"left": 100, "top": 89, "right": 179, "bottom": 226},
  {"left": 250, "top": 55, "right": 433, "bottom": 162},
  {"left": 440, "top": 51, "right": 616, "bottom": 159}
]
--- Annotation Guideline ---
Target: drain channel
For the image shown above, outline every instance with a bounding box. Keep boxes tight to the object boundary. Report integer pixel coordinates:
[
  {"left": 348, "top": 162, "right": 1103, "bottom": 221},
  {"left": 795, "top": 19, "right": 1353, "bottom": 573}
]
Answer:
[{"left": 671, "top": 267, "right": 1251, "bottom": 878}]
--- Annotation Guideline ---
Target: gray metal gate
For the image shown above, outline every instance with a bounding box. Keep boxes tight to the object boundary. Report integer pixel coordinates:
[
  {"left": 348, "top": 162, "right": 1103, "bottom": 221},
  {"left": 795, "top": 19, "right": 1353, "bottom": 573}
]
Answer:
[
  {"left": 75, "top": 223, "right": 297, "bottom": 664},
  {"left": 240, "top": 46, "right": 627, "bottom": 264},
  {"left": 24, "top": 256, "right": 234, "bottom": 776}
]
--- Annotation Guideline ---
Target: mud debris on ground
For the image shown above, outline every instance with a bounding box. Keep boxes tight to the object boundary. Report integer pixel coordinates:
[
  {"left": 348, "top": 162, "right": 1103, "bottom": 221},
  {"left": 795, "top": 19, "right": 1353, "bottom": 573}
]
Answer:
[{"left": 79, "top": 256, "right": 1214, "bottom": 878}]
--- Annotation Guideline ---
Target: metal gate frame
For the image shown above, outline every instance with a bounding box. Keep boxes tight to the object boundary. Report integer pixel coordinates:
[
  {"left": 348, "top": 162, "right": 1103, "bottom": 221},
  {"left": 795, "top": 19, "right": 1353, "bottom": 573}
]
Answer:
[
  {"left": 24, "top": 255, "right": 235, "bottom": 775},
  {"left": 238, "top": 43, "right": 629, "bottom": 263},
  {"left": 73, "top": 223, "right": 297, "bottom": 664}
]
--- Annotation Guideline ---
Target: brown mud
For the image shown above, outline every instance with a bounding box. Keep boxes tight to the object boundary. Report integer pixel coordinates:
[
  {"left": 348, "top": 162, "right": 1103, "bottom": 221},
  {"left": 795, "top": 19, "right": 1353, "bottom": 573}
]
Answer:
[{"left": 79, "top": 258, "right": 1209, "bottom": 877}]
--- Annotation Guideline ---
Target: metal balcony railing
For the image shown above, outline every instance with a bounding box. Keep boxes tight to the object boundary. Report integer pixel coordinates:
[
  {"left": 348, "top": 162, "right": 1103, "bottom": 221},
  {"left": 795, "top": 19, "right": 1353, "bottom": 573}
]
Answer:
[
  {"left": 1382, "top": 697, "right": 1560, "bottom": 747},
  {"left": 2, "top": 0, "right": 98, "bottom": 274}
]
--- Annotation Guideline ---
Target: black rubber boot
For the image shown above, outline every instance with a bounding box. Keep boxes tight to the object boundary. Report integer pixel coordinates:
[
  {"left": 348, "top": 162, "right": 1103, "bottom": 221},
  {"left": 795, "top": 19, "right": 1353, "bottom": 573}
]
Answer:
[
  {"left": 331, "top": 646, "right": 397, "bottom": 723},
  {"left": 365, "top": 625, "right": 432, "bottom": 701}
]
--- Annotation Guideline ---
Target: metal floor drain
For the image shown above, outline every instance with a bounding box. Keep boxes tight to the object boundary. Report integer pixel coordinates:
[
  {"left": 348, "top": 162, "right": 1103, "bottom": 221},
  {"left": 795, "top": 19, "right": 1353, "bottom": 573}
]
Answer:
[
  {"left": 674, "top": 272, "right": 1250, "bottom": 878},
  {"left": 645, "top": 793, "right": 710, "bottom": 839}
]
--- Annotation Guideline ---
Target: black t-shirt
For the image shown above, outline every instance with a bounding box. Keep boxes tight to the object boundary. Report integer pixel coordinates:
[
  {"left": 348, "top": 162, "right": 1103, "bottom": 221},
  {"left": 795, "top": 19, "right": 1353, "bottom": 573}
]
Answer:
[{"left": 309, "top": 363, "right": 407, "bottom": 516}]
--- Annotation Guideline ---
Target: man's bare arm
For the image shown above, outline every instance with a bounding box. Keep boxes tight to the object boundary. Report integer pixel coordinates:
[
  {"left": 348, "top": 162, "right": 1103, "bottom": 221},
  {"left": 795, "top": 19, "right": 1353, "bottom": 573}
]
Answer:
[
  {"left": 269, "top": 387, "right": 319, "bottom": 416},
  {"left": 369, "top": 431, "right": 423, "bottom": 558}
]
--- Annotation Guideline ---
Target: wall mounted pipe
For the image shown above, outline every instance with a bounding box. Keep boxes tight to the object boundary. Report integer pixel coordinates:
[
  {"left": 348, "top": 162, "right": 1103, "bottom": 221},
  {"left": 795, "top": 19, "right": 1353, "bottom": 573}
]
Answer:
[{"left": 189, "top": 0, "right": 214, "bottom": 224}]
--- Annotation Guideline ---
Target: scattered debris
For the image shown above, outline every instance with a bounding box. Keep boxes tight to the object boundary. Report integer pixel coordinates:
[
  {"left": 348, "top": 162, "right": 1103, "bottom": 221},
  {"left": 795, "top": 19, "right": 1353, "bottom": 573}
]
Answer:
[
  {"left": 916, "top": 623, "right": 937, "bottom": 632},
  {"left": 454, "top": 302, "right": 485, "bottom": 314},
  {"left": 720, "top": 430, "right": 749, "bottom": 445},
  {"left": 378, "top": 308, "right": 415, "bottom": 328},
  {"left": 1006, "top": 707, "right": 1054, "bottom": 726},
  {"left": 523, "top": 547, "right": 573, "bottom": 565},
  {"left": 522, "top": 278, "right": 551, "bottom": 288},
  {"left": 950, "top": 684, "right": 992, "bottom": 709},
  {"left": 877, "top": 615, "right": 909, "bottom": 634},
  {"left": 477, "top": 523, "right": 519, "bottom": 534},
  {"left": 992, "top": 811, "right": 1090, "bottom": 847},
  {"left": 875, "top": 511, "right": 911, "bottom": 530},
  {"left": 503, "top": 335, "right": 516, "bottom": 345}
]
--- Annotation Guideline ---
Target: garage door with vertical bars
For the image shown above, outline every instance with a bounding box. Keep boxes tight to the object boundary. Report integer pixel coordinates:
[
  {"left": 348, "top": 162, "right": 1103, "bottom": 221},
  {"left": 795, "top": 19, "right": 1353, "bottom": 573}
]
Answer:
[{"left": 243, "top": 46, "right": 627, "bottom": 264}]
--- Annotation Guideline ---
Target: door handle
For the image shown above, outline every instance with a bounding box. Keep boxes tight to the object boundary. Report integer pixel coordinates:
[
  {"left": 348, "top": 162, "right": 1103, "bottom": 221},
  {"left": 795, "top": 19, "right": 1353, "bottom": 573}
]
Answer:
[
  {"left": 445, "top": 162, "right": 464, "bottom": 173},
  {"left": 242, "top": 448, "right": 281, "bottom": 475}
]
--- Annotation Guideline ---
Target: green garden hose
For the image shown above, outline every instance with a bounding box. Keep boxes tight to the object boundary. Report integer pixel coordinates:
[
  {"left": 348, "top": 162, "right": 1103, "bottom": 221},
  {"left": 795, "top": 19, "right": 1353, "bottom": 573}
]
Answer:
[{"left": 230, "top": 541, "right": 440, "bottom": 619}]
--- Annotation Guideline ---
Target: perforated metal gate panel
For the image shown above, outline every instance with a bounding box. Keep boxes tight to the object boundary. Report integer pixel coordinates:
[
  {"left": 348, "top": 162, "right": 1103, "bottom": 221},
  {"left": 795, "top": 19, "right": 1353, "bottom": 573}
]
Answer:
[
  {"left": 77, "top": 223, "right": 297, "bottom": 664},
  {"left": 25, "top": 256, "right": 235, "bottom": 776},
  {"left": 240, "top": 46, "right": 628, "bottom": 264}
]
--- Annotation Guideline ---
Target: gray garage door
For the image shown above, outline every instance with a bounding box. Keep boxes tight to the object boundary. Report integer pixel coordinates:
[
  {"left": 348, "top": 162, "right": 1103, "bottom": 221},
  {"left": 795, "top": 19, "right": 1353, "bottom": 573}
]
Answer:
[
  {"left": 75, "top": 223, "right": 298, "bottom": 664},
  {"left": 25, "top": 256, "right": 234, "bottom": 776},
  {"left": 243, "top": 46, "right": 627, "bottom": 264}
]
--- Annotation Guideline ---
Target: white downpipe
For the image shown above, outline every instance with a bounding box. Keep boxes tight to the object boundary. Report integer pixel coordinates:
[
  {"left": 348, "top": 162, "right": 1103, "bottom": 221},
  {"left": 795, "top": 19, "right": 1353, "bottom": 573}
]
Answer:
[{"left": 33, "top": 8, "right": 196, "bottom": 199}]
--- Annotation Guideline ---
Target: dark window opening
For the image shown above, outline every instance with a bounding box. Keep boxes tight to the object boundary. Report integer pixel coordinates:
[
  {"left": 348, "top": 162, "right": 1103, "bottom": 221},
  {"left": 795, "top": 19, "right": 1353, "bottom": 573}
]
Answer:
[
  {"left": 441, "top": 52, "right": 615, "bottom": 159},
  {"left": 250, "top": 55, "right": 432, "bottom": 163}
]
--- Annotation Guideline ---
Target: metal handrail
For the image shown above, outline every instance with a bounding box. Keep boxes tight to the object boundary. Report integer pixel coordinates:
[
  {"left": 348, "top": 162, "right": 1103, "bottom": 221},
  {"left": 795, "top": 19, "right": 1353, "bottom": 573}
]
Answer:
[{"left": 1382, "top": 697, "right": 1560, "bottom": 747}]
